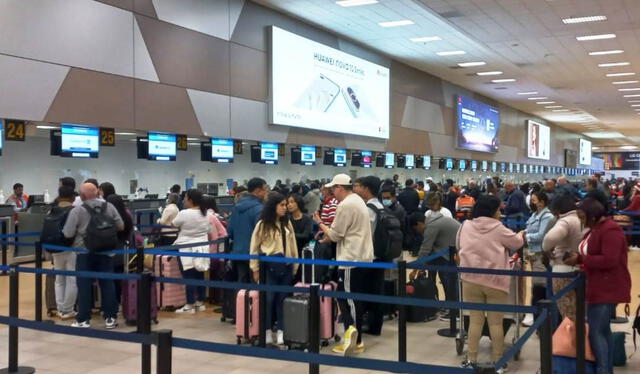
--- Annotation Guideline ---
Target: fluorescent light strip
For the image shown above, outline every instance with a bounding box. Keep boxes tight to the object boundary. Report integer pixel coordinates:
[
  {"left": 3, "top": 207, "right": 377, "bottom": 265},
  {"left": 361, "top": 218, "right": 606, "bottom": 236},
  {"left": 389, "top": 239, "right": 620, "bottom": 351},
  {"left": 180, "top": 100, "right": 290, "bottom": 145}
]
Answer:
[
  {"left": 410, "top": 36, "right": 441, "bottom": 43},
  {"left": 115, "top": 132, "right": 137, "bottom": 135},
  {"left": 607, "top": 72, "right": 636, "bottom": 77},
  {"left": 528, "top": 97, "right": 548, "bottom": 100},
  {"left": 476, "top": 71, "right": 502, "bottom": 76},
  {"left": 628, "top": 100, "right": 640, "bottom": 103},
  {"left": 552, "top": 109, "right": 570, "bottom": 112},
  {"left": 618, "top": 88, "right": 640, "bottom": 91},
  {"left": 624, "top": 94, "right": 640, "bottom": 97},
  {"left": 517, "top": 91, "right": 538, "bottom": 95},
  {"left": 336, "top": 0, "right": 378, "bottom": 6},
  {"left": 563, "top": 15, "right": 607, "bottom": 24},
  {"left": 613, "top": 80, "right": 639, "bottom": 85},
  {"left": 589, "top": 50, "right": 624, "bottom": 56},
  {"left": 492, "top": 79, "right": 516, "bottom": 83},
  {"left": 457, "top": 61, "right": 486, "bottom": 67},
  {"left": 620, "top": 145, "right": 638, "bottom": 150},
  {"left": 537, "top": 101, "right": 555, "bottom": 104},
  {"left": 545, "top": 105, "right": 563, "bottom": 108},
  {"left": 437, "top": 50, "right": 466, "bottom": 56},
  {"left": 576, "top": 34, "right": 616, "bottom": 41},
  {"left": 378, "top": 20, "right": 414, "bottom": 27},
  {"left": 598, "top": 62, "right": 630, "bottom": 67},
  {"left": 37, "top": 125, "right": 59, "bottom": 130}
]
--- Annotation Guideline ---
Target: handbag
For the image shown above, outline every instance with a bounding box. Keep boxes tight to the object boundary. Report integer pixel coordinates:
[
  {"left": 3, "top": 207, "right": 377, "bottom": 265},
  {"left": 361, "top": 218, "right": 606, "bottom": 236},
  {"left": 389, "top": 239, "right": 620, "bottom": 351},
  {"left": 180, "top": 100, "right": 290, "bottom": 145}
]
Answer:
[
  {"left": 552, "top": 317, "right": 596, "bottom": 362},
  {"left": 193, "top": 244, "right": 211, "bottom": 272}
]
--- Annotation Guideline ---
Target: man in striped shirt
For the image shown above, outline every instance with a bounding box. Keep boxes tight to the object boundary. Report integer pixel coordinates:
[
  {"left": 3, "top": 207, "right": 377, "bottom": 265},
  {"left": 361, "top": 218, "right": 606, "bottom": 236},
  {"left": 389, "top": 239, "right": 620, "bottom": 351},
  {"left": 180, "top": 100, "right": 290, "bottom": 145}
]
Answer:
[{"left": 320, "top": 185, "right": 339, "bottom": 226}]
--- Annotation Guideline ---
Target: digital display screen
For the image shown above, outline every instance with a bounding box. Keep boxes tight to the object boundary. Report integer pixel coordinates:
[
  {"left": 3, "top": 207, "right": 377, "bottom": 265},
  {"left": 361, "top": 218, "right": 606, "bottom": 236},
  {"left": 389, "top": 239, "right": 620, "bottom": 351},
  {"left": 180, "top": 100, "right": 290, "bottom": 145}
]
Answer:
[
  {"left": 471, "top": 160, "right": 478, "bottom": 172},
  {"left": 422, "top": 155, "right": 431, "bottom": 170},
  {"left": 211, "top": 138, "right": 234, "bottom": 163},
  {"left": 500, "top": 162, "right": 506, "bottom": 173},
  {"left": 61, "top": 124, "right": 99, "bottom": 158},
  {"left": 527, "top": 120, "right": 551, "bottom": 160},
  {"left": 270, "top": 26, "right": 390, "bottom": 139},
  {"left": 300, "top": 145, "right": 316, "bottom": 166},
  {"left": 456, "top": 95, "right": 500, "bottom": 153},
  {"left": 446, "top": 158, "right": 454, "bottom": 171},
  {"left": 261, "top": 142, "right": 279, "bottom": 165},
  {"left": 491, "top": 161, "right": 497, "bottom": 173},
  {"left": 361, "top": 151, "right": 372, "bottom": 168},
  {"left": 405, "top": 154, "right": 415, "bottom": 169},
  {"left": 0, "top": 120, "right": 3, "bottom": 153},
  {"left": 481, "top": 160, "right": 488, "bottom": 172},
  {"left": 515, "top": 163, "right": 521, "bottom": 173},
  {"left": 384, "top": 152, "right": 394, "bottom": 168},
  {"left": 508, "top": 163, "right": 514, "bottom": 173},
  {"left": 459, "top": 159, "right": 467, "bottom": 171},
  {"left": 579, "top": 139, "right": 592, "bottom": 165},
  {"left": 148, "top": 132, "right": 176, "bottom": 161},
  {"left": 334, "top": 148, "right": 347, "bottom": 167}
]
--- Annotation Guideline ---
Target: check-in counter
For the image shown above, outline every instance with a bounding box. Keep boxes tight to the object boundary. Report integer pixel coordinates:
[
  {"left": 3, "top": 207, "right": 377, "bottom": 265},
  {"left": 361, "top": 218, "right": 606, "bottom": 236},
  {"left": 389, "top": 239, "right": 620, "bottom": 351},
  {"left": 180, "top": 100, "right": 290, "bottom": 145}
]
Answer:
[{"left": 14, "top": 212, "right": 47, "bottom": 263}]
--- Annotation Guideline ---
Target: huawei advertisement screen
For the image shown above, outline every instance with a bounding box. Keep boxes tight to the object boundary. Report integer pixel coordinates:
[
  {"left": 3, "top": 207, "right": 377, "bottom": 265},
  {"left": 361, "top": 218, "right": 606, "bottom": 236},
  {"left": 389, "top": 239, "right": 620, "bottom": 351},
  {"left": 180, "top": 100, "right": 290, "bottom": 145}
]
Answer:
[
  {"left": 270, "top": 26, "right": 390, "bottom": 139},
  {"left": 456, "top": 96, "right": 500, "bottom": 153},
  {"left": 579, "top": 139, "right": 592, "bottom": 165},
  {"left": 527, "top": 120, "right": 550, "bottom": 160}
]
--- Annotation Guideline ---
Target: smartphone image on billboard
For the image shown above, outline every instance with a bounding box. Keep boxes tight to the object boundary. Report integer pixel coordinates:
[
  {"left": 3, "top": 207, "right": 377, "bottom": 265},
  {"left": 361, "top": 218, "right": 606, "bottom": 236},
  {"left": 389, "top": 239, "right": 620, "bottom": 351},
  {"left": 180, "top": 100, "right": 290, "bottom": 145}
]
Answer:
[
  {"left": 342, "top": 86, "right": 361, "bottom": 118},
  {"left": 294, "top": 74, "right": 340, "bottom": 113}
]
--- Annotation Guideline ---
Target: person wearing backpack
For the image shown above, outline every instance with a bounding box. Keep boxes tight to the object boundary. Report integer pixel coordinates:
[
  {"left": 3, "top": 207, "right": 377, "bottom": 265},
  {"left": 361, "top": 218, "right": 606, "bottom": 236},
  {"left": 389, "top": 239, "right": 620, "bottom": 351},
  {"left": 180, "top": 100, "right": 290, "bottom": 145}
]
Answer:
[
  {"left": 63, "top": 183, "right": 124, "bottom": 329},
  {"left": 43, "top": 186, "right": 77, "bottom": 319}
]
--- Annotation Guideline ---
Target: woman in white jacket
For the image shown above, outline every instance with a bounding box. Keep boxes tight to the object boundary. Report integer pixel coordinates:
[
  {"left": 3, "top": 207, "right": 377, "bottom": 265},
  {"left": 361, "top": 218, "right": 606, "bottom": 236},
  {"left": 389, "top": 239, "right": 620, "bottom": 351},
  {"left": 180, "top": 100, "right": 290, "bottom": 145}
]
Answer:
[{"left": 172, "top": 189, "right": 211, "bottom": 314}]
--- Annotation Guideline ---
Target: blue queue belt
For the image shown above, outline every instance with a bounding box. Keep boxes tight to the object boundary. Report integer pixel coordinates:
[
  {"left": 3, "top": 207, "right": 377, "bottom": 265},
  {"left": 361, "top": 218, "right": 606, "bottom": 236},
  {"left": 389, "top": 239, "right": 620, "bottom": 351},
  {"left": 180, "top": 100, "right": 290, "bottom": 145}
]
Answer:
[
  {"left": 0, "top": 231, "right": 41, "bottom": 239},
  {"left": 14, "top": 266, "right": 141, "bottom": 281},
  {"left": 0, "top": 315, "right": 153, "bottom": 345},
  {"left": 550, "top": 275, "right": 582, "bottom": 302},
  {"left": 172, "top": 337, "right": 473, "bottom": 374},
  {"left": 406, "top": 248, "right": 450, "bottom": 268},
  {"left": 495, "top": 310, "right": 549, "bottom": 369}
]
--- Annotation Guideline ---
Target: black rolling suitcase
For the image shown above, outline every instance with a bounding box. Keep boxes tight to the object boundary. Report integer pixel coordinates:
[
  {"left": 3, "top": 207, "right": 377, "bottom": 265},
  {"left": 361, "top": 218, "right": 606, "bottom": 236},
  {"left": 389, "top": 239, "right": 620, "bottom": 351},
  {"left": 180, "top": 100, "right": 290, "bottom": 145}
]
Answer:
[
  {"left": 406, "top": 274, "right": 438, "bottom": 322},
  {"left": 283, "top": 295, "right": 311, "bottom": 349}
]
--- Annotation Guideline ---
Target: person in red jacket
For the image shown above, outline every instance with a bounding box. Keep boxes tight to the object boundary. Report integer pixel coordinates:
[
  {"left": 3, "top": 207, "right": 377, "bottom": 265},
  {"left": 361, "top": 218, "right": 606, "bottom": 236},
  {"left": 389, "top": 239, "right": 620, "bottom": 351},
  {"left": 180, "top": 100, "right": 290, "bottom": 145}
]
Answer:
[{"left": 564, "top": 198, "right": 631, "bottom": 374}]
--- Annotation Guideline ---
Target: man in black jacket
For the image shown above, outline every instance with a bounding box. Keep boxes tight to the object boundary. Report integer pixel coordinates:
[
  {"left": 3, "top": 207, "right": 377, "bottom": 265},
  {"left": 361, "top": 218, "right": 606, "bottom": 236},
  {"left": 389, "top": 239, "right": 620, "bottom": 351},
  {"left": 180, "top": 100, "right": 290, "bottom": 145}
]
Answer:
[
  {"left": 398, "top": 179, "right": 420, "bottom": 214},
  {"left": 503, "top": 182, "right": 528, "bottom": 231}
]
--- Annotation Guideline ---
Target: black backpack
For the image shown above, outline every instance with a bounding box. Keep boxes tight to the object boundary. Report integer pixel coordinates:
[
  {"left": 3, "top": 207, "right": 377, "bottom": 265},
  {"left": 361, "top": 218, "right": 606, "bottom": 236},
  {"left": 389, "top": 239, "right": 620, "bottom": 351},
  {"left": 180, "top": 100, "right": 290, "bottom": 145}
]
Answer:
[
  {"left": 40, "top": 206, "right": 73, "bottom": 252},
  {"left": 83, "top": 202, "right": 119, "bottom": 253},
  {"left": 367, "top": 203, "right": 404, "bottom": 261}
]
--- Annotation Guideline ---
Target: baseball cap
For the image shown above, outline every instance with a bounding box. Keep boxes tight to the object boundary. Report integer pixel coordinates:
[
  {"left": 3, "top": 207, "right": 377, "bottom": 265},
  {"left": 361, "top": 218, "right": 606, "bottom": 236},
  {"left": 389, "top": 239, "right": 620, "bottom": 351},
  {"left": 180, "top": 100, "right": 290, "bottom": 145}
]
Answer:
[{"left": 325, "top": 174, "right": 352, "bottom": 188}]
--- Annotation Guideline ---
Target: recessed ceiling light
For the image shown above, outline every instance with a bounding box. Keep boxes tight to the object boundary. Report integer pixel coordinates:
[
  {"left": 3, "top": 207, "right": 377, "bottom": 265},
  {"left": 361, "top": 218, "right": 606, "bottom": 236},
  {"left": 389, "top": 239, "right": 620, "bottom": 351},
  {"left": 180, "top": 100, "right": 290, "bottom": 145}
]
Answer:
[
  {"left": 592, "top": 147, "right": 601, "bottom": 150},
  {"left": 576, "top": 34, "right": 616, "bottom": 41},
  {"left": 37, "top": 125, "right": 59, "bottom": 130},
  {"left": 607, "top": 72, "right": 636, "bottom": 77},
  {"left": 613, "top": 80, "right": 639, "bottom": 85},
  {"left": 630, "top": 104, "right": 640, "bottom": 107},
  {"left": 115, "top": 132, "right": 136, "bottom": 135},
  {"left": 537, "top": 101, "right": 555, "bottom": 104},
  {"left": 517, "top": 91, "right": 538, "bottom": 95},
  {"left": 563, "top": 15, "right": 607, "bottom": 24},
  {"left": 378, "top": 20, "right": 414, "bottom": 27},
  {"left": 187, "top": 142, "right": 200, "bottom": 146},
  {"left": 476, "top": 71, "right": 502, "bottom": 76},
  {"left": 618, "top": 88, "right": 640, "bottom": 91},
  {"left": 410, "top": 36, "right": 441, "bottom": 43},
  {"left": 545, "top": 105, "right": 563, "bottom": 108},
  {"left": 629, "top": 100, "right": 640, "bottom": 103},
  {"left": 598, "top": 62, "right": 630, "bottom": 67},
  {"left": 187, "top": 137, "right": 200, "bottom": 141},
  {"left": 624, "top": 94, "right": 640, "bottom": 97},
  {"left": 528, "top": 97, "right": 548, "bottom": 100},
  {"left": 620, "top": 145, "right": 638, "bottom": 150},
  {"left": 457, "top": 61, "right": 486, "bottom": 67},
  {"left": 336, "top": 0, "right": 378, "bottom": 6},
  {"left": 553, "top": 109, "right": 570, "bottom": 112},
  {"left": 436, "top": 50, "right": 466, "bottom": 56},
  {"left": 589, "top": 50, "right": 624, "bottom": 56},
  {"left": 492, "top": 78, "right": 516, "bottom": 83},
  {"left": 582, "top": 131, "right": 625, "bottom": 139}
]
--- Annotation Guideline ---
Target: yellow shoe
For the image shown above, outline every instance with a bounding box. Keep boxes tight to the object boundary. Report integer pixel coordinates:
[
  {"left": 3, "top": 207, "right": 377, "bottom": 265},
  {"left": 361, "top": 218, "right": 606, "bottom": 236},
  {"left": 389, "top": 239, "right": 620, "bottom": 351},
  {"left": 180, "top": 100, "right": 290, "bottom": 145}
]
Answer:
[
  {"left": 331, "top": 344, "right": 346, "bottom": 354},
  {"left": 341, "top": 326, "right": 358, "bottom": 356},
  {"left": 354, "top": 342, "right": 365, "bottom": 354}
]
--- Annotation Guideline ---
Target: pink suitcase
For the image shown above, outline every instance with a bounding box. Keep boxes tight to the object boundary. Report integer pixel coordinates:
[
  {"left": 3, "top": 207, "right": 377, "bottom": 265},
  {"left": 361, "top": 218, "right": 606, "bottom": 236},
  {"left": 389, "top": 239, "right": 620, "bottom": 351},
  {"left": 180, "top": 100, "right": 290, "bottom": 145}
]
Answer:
[
  {"left": 235, "top": 289, "right": 260, "bottom": 345},
  {"left": 154, "top": 255, "right": 187, "bottom": 310},
  {"left": 294, "top": 281, "right": 339, "bottom": 342}
]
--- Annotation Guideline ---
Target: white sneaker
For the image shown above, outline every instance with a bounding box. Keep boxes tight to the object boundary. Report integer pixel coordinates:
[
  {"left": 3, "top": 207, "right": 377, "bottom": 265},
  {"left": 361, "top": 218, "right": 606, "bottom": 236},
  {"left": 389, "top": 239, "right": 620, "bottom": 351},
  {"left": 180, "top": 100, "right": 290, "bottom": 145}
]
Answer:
[
  {"left": 276, "top": 330, "right": 284, "bottom": 345},
  {"left": 630, "top": 246, "right": 640, "bottom": 251},
  {"left": 265, "top": 330, "right": 273, "bottom": 345},
  {"left": 522, "top": 314, "right": 534, "bottom": 327},
  {"left": 71, "top": 320, "right": 90, "bottom": 328},
  {"left": 105, "top": 317, "right": 118, "bottom": 329},
  {"left": 58, "top": 311, "right": 78, "bottom": 320},
  {"left": 175, "top": 304, "right": 195, "bottom": 314},
  {"left": 195, "top": 302, "right": 206, "bottom": 312}
]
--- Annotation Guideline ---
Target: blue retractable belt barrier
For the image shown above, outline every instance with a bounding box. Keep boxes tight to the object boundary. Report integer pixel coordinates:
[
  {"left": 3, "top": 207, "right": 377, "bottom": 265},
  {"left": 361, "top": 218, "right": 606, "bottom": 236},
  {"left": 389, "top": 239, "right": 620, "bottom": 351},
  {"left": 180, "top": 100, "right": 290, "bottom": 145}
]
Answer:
[
  {"left": 406, "top": 248, "right": 450, "bottom": 268},
  {"left": 0, "top": 315, "right": 153, "bottom": 345},
  {"left": 0, "top": 232, "right": 41, "bottom": 239},
  {"left": 551, "top": 275, "right": 582, "bottom": 303},
  {"left": 14, "top": 266, "right": 140, "bottom": 281},
  {"left": 417, "top": 265, "right": 577, "bottom": 278},
  {"left": 495, "top": 310, "right": 548, "bottom": 369},
  {"left": 0, "top": 265, "right": 9, "bottom": 272},
  {"left": 0, "top": 241, "right": 38, "bottom": 247},
  {"left": 172, "top": 337, "right": 473, "bottom": 374}
]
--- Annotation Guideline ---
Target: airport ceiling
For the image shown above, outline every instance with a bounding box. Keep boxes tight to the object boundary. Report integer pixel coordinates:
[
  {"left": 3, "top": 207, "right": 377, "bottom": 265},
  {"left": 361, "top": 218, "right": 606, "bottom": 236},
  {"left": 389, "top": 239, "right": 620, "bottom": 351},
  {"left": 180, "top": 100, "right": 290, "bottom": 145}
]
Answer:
[{"left": 255, "top": 0, "right": 640, "bottom": 147}]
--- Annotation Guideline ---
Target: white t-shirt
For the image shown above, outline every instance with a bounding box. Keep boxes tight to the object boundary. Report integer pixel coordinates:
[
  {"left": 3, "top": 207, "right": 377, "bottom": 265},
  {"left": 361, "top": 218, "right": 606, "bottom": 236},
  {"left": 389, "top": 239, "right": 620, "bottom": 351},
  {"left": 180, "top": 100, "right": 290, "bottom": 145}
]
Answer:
[
  {"left": 172, "top": 208, "right": 211, "bottom": 243},
  {"left": 425, "top": 207, "right": 453, "bottom": 219}
]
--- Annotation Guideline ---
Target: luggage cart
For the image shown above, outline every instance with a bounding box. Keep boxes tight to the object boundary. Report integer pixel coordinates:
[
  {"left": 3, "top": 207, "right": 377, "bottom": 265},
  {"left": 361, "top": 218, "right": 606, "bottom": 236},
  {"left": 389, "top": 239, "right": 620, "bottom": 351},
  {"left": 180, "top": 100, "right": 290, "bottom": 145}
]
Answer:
[{"left": 455, "top": 259, "right": 523, "bottom": 361}]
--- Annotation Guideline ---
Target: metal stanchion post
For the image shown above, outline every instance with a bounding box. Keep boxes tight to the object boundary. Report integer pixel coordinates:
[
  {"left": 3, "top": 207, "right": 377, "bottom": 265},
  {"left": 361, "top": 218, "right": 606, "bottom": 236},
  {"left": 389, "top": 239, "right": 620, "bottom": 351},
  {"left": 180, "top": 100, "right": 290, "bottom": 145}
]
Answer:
[
  {"left": 1, "top": 221, "right": 8, "bottom": 276},
  {"left": 0, "top": 266, "right": 35, "bottom": 374},
  {"left": 155, "top": 329, "right": 173, "bottom": 374},
  {"left": 138, "top": 271, "right": 152, "bottom": 374},
  {"left": 438, "top": 246, "right": 458, "bottom": 338},
  {"left": 258, "top": 262, "right": 267, "bottom": 347},
  {"left": 34, "top": 242, "right": 43, "bottom": 322},
  {"left": 309, "top": 284, "right": 320, "bottom": 374},
  {"left": 136, "top": 245, "right": 145, "bottom": 275},
  {"left": 576, "top": 273, "right": 586, "bottom": 374},
  {"left": 538, "top": 300, "right": 553, "bottom": 374},
  {"left": 397, "top": 260, "right": 407, "bottom": 362}
]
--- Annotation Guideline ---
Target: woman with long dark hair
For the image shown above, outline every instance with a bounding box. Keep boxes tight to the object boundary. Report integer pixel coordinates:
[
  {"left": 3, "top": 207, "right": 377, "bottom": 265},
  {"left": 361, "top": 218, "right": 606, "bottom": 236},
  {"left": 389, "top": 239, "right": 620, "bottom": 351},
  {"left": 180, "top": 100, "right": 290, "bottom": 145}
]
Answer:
[
  {"left": 172, "top": 189, "right": 211, "bottom": 314},
  {"left": 250, "top": 192, "right": 299, "bottom": 345}
]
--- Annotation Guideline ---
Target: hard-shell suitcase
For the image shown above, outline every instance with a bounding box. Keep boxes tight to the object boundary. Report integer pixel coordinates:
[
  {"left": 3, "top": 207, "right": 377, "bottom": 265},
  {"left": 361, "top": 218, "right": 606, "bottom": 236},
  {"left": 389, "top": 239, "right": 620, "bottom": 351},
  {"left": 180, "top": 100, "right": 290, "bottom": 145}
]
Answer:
[
  {"left": 45, "top": 273, "right": 57, "bottom": 317},
  {"left": 290, "top": 282, "right": 339, "bottom": 344},
  {"left": 235, "top": 289, "right": 260, "bottom": 345},
  {"left": 220, "top": 260, "right": 237, "bottom": 323},
  {"left": 283, "top": 295, "right": 311, "bottom": 349},
  {"left": 154, "top": 255, "right": 186, "bottom": 310},
  {"left": 121, "top": 278, "right": 159, "bottom": 326}
]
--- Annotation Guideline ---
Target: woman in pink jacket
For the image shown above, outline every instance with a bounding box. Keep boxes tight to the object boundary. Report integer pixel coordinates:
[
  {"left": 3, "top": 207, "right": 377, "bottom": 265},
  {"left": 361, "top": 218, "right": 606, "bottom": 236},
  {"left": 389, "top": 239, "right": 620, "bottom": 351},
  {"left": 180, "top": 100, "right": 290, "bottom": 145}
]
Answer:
[{"left": 458, "top": 194, "right": 525, "bottom": 372}]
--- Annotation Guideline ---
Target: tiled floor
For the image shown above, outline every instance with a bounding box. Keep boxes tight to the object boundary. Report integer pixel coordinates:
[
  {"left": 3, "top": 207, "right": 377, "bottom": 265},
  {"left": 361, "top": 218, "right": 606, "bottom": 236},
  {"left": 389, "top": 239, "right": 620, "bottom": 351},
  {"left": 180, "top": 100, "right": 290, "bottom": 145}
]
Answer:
[{"left": 0, "top": 253, "right": 639, "bottom": 374}]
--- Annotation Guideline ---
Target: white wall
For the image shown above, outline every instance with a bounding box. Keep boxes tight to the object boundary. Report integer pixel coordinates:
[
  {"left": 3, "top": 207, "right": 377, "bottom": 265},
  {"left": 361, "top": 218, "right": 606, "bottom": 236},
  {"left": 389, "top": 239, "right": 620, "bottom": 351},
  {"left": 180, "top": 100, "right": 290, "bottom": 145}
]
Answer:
[{"left": 0, "top": 136, "right": 565, "bottom": 198}]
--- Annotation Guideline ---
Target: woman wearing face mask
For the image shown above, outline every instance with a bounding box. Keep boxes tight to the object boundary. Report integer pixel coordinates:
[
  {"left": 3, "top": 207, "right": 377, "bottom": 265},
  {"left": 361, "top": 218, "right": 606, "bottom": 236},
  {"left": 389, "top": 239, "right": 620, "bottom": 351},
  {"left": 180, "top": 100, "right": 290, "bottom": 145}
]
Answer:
[
  {"left": 250, "top": 192, "right": 299, "bottom": 345},
  {"left": 520, "top": 191, "right": 555, "bottom": 327}
]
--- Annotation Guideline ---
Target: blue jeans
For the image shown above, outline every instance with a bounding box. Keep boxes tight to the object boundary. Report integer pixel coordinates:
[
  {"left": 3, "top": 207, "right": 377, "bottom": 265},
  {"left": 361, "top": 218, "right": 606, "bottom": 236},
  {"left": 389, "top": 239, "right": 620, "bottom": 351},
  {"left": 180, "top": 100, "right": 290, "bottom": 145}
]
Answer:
[
  {"left": 75, "top": 254, "right": 118, "bottom": 322},
  {"left": 588, "top": 303, "right": 615, "bottom": 374},
  {"left": 179, "top": 265, "right": 205, "bottom": 305},
  {"left": 264, "top": 255, "right": 293, "bottom": 331}
]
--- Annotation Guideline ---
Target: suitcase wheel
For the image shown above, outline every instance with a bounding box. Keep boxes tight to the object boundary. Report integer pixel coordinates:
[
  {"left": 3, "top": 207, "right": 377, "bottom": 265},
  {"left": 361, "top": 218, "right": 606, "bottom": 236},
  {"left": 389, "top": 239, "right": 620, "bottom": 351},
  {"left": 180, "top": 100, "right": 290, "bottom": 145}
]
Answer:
[
  {"left": 236, "top": 337, "right": 241, "bottom": 345},
  {"left": 221, "top": 316, "right": 226, "bottom": 322},
  {"left": 125, "top": 320, "right": 136, "bottom": 327},
  {"left": 334, "top": 335, "right": 341, "bottom": 343},
  {"left": 321, "top": 340, "right": 329, "bottom": 347},
  {"left": 249, "top": 338, "right": 256, "bottom": 346},
  {"left": 153, "top": 319, "right": 159, "bottom": 325},
  {"left": 514, "top": 350, "right": 521, "bottom": 361},
  {"left": 455, "top": 338, "right": 464, "bottom": 355}
]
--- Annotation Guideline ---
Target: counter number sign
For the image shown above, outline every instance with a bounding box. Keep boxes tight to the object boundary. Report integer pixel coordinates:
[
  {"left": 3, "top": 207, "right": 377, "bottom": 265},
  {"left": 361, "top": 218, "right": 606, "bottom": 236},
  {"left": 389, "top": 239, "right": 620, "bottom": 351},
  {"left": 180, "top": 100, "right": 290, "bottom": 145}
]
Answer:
[
  {"left": 5, "top": 119, "right": 25, "bottom": 141},
  {"left": 100, "top": 127, "right": 115, "bottom": 146}
]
